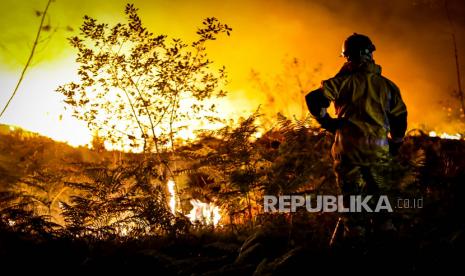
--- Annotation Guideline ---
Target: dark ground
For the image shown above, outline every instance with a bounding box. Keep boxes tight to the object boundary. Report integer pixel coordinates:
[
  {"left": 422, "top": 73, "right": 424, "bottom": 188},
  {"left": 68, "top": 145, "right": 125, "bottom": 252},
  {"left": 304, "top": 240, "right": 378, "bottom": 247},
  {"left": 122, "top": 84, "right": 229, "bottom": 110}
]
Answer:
[{"left": 0, "top": 127, "right": 464, "bottom": 274}]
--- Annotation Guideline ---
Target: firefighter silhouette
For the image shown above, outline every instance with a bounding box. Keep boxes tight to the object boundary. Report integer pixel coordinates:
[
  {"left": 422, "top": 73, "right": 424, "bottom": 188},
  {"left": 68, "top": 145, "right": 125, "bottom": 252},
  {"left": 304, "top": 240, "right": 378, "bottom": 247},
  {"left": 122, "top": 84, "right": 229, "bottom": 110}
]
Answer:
[{"left": 306, "top": 33, "right": 408, "bottom": 239}]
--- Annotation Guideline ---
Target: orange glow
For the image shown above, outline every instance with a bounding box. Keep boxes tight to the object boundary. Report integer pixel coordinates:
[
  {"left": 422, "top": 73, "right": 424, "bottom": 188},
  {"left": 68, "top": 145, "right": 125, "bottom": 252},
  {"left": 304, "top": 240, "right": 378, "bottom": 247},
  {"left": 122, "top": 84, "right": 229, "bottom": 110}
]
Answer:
[
  {"left": 167, "top": 180, "right": 177, "bottom": 215},
  {"left": 167, "top": 180, "right": 222, "bottom": 226},
  {"left": 0, "top": 0, "right": 464, "bottom": 146},
  {"left": 0, "top": 62, "right": 91, "bottom": 147},
  {"left": 429, "top": 131, "right": 462, "bottom": 140}
]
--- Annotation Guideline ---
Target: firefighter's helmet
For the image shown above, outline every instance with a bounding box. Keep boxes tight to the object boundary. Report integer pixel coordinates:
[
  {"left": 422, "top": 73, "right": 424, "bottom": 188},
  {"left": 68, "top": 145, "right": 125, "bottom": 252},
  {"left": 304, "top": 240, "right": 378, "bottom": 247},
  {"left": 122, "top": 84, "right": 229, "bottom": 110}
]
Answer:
[{"left": 342, "top": 33, "right": 376, "bottom": 59}]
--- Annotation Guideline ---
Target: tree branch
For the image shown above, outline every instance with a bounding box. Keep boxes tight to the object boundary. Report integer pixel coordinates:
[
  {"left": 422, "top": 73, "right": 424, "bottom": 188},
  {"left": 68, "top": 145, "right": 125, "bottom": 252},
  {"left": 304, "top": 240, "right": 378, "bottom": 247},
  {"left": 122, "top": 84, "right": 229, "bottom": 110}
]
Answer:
[
  {"left": 0, "top": 0, "right": 53, "bottom": 118},
  {"left": 444, "top": 0, "right": 465, "bottom": 118}
]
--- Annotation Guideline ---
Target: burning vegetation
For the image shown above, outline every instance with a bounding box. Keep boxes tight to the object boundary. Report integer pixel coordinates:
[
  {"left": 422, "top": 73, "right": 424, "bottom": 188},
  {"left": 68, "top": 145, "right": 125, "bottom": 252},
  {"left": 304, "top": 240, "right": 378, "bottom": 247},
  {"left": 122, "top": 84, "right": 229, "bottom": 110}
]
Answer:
[
  {"left": 1, "top": 115, "right": 464, "bottom": 272},
  {"left": 0, "top": 2, "right": 465, "bottom": 274}
]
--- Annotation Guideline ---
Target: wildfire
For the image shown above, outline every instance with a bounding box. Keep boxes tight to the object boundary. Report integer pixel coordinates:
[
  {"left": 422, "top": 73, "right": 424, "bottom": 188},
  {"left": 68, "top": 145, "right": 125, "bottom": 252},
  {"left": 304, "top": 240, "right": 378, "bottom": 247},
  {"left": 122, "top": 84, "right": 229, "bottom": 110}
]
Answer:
[
  {"left": 428, "top": 131, "right": 462, "bottom": 140},
  {"left": 166, "top": 180, "right": 222, "bottom": 226},
  {"left": 186, "top": 199, "right": 222, "bottom": 227},
  {"left": 167, "top": 180, "right": 177, "bottom": 215},
  {"left": 254, "top": 130, "right": 263, "bottom": 139}
]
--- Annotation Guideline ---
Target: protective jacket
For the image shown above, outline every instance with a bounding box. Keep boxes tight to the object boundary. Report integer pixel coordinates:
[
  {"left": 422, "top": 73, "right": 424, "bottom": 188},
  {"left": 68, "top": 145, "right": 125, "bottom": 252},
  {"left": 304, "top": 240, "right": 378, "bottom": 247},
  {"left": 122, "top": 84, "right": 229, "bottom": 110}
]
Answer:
[{"left": 306, "top": 61, "right": 407, "bottom": 165}]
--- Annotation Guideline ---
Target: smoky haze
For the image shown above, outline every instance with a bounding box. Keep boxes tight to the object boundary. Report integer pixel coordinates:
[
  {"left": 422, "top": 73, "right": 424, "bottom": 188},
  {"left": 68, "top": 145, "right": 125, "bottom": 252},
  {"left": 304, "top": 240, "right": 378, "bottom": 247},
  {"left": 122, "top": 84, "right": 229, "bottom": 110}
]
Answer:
[
  {"left": 0, "top": 0, "right": 464, "bottom": 142},
  {"left": 301, "top": 0, "right": 465, "bottom": 131},
  {"left": 217, "top": 0, "right": 465, "bottom": 131}
]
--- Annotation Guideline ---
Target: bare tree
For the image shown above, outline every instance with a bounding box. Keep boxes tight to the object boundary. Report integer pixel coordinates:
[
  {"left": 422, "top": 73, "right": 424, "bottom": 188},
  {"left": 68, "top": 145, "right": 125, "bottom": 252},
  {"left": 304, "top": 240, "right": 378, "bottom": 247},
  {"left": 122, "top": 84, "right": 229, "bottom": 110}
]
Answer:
[
  {"left": 0, "top": 0, "right": 53, "bottom": 118},
  {"left": 444, "top": 0, "right": 465, "bottom": 119}
]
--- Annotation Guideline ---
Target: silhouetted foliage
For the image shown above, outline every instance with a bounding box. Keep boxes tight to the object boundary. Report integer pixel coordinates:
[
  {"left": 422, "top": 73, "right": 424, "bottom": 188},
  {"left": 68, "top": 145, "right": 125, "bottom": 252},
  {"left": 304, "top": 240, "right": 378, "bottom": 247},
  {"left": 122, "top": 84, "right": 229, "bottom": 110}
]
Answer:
[
  {"left": 60, "top": 161, "right": 189, "bottom": 239},
  {"left": 56, "top": 4, "right": 232, "bottom": 152},
  {"left": 0, "top": 191, "right": 61, "bottom": 237},
  {"left": 182, "top": 111, "right": 267, "bottom": 224},
  {"left": 1, "top": 3, "right": 464, "bottom": 271},
  {"left": 1, "top": 120, "right": 464, "bottom": 273}
]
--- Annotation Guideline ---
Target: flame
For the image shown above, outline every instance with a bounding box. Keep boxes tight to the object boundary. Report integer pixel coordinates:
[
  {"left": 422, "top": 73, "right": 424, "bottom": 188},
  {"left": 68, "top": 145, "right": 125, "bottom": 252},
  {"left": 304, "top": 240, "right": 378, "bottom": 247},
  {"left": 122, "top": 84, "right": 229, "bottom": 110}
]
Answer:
[
  {"left": 186, "top": 199, "right": 222, "bottom": 227},
  {"left": 167, "top": 180, "right": 177, "bottom": 215},
  {"left": 429, "top": 131, "right": 462, "bottom": 140},
  {"left": 167, "top": 180, "right": 222, "bottom": 226},
  {"left": 118, "top": 224, "right": 130, "bottom": 237}
]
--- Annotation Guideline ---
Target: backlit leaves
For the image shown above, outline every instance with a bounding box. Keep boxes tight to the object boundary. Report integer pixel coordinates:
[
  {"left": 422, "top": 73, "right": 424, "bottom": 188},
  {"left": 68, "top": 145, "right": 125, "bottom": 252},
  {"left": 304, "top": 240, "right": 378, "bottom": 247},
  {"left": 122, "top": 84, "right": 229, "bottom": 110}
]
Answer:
[{"left": 56, "top": 4, "right": 232, "bottom": 152}]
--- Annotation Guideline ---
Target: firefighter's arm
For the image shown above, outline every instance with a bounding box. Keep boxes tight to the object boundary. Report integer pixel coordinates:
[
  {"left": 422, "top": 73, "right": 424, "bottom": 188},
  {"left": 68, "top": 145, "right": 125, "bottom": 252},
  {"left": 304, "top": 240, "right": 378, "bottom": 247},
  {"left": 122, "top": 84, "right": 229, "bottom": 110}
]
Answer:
[
  {"left": 305, "top": 88, "right": 339, "bottom": 134},
  {"left": 388, "top": 85, "right": 408, "bottom": 155}
]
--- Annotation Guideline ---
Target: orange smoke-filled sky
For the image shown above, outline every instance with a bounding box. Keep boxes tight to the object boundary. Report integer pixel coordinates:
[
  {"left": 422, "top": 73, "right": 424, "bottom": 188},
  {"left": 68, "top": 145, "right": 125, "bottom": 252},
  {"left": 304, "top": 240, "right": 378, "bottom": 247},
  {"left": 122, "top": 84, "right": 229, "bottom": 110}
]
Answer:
[{"left": 0, "top": 0, "right": 464, "bottom": 146}]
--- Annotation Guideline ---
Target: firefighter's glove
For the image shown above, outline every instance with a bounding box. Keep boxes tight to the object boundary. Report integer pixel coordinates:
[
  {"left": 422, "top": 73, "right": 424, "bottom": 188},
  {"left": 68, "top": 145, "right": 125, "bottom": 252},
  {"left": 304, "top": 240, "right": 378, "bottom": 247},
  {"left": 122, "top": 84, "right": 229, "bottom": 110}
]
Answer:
[
  {"left": 388, "top": 138, "right": 403, "bottom": 156},
  {"left": 317, "top": 114, "right": 340, "bottom": 134}
]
